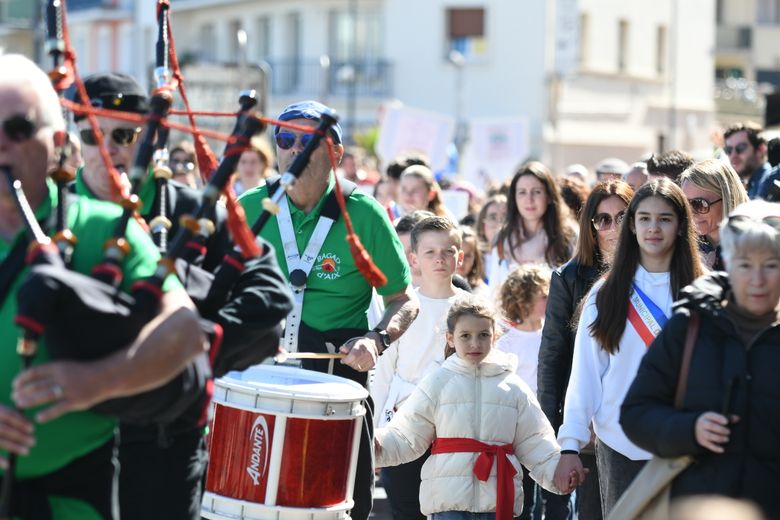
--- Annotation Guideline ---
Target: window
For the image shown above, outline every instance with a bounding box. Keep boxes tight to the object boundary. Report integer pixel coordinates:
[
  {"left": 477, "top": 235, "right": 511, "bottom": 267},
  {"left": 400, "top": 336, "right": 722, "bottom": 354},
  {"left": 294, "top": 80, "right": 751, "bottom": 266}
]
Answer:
[
  {"left": 656, "top": 25, "right": 667, "bottom": 75},
  {"left": 200, "top": 23, "right": 216, "bottom": 62},
  {"left": 447, "top": 7, "right": 487, "bottom": 60},
  {"left": 285, "top": 13, "right": 301, "bottom": 61},
  {"left": 278, "top": 12, "right": 301, "bottom": 91},
  {"left": 617, "top": 19, "right": 629, "bottom": 73},
  {"left": 757, "top": 0, "right": 780, "bottom": 24},
  {"left": 256, "top": 16, "right": 271, "bottom": 59},
  {"left": 328, "top": 8, "right": 382, "bottom": 61},
  {"left": 579, "top": 12, "right": 589, "bottom": 66},
  {"left": 228, "top": 19, "right": 242, "bottom": 61}
]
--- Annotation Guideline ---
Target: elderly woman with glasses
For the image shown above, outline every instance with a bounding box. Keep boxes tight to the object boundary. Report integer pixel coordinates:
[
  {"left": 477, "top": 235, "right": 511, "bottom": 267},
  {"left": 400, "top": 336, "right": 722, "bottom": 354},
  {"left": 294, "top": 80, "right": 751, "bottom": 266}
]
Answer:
[
  {"left": 621, "top": 199, "right": 780, "bottom": 520},
  {"left": 680, "top": 159, "right": 748, "bottom": 270}
]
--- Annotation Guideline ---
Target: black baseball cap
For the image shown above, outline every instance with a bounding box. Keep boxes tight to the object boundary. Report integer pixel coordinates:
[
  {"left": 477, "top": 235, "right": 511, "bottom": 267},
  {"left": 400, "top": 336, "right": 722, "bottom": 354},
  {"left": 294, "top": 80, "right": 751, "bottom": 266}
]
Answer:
[{"left": 70, "top": 72, "right": 149, "bottom": 122}]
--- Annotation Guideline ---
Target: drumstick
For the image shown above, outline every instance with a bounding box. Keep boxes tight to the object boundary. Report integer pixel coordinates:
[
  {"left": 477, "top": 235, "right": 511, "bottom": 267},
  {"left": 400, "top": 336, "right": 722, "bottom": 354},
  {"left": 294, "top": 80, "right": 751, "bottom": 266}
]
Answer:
[{"left": 274, "top": 351, "right": 346, "bottom": 363}]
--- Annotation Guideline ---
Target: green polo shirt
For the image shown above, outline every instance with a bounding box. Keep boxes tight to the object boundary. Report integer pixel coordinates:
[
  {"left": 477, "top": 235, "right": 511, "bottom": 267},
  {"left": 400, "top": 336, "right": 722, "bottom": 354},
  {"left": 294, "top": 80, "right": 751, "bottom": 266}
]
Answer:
[
  {"left": 0, "top": 180, "right": 176, "bottom": 484},
  {"left": 239, "top": 176, "right": 410, "bottom": 331},
  {"left": 74, "top": 165, "right": 157, "bottom": 219}
]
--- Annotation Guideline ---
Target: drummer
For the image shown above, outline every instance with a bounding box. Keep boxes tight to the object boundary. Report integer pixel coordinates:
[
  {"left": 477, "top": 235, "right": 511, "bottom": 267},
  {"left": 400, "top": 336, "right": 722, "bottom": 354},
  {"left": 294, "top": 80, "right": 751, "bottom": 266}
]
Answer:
[
  {"left": 0, "top": 54, "right": 205, "bottom": 519},
  {"left": 239, "top": 100, "right": 419, "bottom": 520}
]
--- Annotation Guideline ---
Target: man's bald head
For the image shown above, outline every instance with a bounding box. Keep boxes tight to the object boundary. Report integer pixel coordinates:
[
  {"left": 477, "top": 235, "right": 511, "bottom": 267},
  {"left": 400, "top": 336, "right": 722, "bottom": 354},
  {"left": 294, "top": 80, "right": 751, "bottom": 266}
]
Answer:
[{"left": 0, "top": 54, "right": 65, "bottom": 133}]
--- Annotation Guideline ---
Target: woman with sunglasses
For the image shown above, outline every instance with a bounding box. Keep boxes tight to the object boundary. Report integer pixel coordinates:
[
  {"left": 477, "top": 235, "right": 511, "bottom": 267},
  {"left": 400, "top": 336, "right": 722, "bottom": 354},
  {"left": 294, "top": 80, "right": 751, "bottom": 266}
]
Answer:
[
  {"left": 537, "top": 180, "right": 633, "bottom": 520},
  {"left": 622, "top": 200, "right": 780, "bottom": 520},
  {"left": 680, "top": 159, "right": 748, "bottom": 271},
  {"left": 475, "top": 193, "right": 507, "bottom": 283},
  {"left": 487, "top": 162, "right": 577, "bottom": 294},
  {"left": 553, "top": 179, "right": 704, "bottom": 517}
]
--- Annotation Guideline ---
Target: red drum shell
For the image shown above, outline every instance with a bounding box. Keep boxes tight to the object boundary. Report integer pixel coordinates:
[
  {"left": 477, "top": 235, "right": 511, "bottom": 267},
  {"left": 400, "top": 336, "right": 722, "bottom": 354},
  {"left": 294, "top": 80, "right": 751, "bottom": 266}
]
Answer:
[{"left": 203, "top": 365, "right": 367, "bottom": 519}]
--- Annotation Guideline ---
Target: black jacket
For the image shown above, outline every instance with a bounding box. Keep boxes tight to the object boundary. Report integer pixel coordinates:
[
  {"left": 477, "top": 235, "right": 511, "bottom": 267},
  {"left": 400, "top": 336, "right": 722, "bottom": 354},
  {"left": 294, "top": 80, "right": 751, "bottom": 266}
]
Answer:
[
  {"left": 537, "top": 257, "right": 603, "bottom": 431},
  {"left": 621, "top": 273, "right": 780, "bottom": 519}
]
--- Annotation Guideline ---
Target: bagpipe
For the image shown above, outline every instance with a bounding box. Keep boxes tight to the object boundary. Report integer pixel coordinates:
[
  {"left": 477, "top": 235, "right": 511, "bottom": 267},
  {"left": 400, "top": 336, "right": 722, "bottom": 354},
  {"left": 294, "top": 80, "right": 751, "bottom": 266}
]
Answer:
[{"left": 2, "top": 0, "right": 390, "bottom": 515}]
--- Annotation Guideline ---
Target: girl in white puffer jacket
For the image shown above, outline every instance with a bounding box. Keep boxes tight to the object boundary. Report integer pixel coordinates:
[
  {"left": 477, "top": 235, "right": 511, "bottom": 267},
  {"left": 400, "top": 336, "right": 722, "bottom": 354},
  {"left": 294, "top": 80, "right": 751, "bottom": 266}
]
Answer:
[{"left": 375, "top": 296, "right": 584, "bottom": 520}]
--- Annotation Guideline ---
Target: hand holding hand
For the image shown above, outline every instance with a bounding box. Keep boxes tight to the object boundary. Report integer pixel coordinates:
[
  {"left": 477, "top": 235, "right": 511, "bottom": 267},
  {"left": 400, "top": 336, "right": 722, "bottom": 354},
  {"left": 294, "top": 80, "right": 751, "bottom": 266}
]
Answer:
[
  {"left": 340, "top": 336, "right": 379, "bottom": 372},
  {"left": 695, "top": 411, "right": 738, "bottom": 454},
  {"left": 554, "top": 453, "right": 586, "bottom": 493}
]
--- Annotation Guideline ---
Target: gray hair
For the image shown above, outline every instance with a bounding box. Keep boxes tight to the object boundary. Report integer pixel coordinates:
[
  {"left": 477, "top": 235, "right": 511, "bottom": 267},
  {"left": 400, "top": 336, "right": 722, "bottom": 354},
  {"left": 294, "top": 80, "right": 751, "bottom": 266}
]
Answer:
[
  {"left": 0, "top": 54, "right": 65, "bottom": 132},
  {"left": 679, "top": 159, "right": 748, "bottom": 217},
  {"left": 719, "top": 199, "right": 780, "bottom": 269}
]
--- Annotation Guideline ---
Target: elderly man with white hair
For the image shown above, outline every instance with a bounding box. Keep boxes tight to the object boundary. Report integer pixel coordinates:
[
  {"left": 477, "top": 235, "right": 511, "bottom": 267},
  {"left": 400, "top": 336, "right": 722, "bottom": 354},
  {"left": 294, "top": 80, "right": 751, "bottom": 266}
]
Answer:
[{"left": 0, "top": 54, "right": 205, "bottom": 519}]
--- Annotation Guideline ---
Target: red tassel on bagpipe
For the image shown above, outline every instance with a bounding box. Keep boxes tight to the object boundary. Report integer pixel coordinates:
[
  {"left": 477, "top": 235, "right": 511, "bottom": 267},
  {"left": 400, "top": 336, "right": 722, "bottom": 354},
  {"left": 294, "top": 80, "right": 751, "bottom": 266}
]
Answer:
[{"left": 325, "top": 138, "right": 387, "bottom": 288}]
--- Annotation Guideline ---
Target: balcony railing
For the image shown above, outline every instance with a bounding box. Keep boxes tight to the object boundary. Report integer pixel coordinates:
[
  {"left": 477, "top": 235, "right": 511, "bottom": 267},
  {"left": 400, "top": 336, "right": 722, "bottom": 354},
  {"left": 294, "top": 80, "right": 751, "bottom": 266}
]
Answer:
[{"left": 266, "top": 58, "right": 393, "bottom": 98}]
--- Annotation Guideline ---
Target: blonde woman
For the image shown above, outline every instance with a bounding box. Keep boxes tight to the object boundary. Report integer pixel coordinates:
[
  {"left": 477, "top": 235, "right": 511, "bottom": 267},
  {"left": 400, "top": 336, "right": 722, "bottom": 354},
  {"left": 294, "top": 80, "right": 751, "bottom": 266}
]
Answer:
[{"left": 679, "top": 159, "right": 748, "bottom": 270}]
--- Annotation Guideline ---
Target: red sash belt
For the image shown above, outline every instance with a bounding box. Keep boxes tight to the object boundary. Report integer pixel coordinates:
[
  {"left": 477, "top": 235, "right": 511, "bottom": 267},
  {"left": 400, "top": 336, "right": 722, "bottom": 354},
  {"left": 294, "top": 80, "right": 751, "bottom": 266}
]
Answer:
[{"left": 431, "top": 437, "right": 517, "bottom": 520}]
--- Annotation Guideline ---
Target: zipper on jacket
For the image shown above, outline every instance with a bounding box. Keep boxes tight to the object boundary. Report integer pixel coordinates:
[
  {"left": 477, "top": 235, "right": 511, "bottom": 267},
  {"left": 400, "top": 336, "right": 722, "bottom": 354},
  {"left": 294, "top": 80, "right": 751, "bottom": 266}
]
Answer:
[{"left": 474, "top": 362, "right": 482, "bottom": 512}]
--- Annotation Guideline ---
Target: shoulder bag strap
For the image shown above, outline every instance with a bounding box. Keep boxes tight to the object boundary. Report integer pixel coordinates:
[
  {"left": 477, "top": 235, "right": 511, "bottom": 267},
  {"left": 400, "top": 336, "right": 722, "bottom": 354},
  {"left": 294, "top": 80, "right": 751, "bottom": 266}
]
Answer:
[{"left": 674, "top": 311, "right": 701, "bottom": 410}]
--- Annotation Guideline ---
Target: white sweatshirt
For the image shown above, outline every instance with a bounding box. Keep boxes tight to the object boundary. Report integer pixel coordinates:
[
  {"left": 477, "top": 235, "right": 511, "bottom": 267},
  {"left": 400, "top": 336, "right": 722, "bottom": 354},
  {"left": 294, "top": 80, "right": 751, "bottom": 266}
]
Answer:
[
  {"left": 495, "top": 325, "right": 542, "bottom": 396},
  {"left": 371, "top": 287, "right": 467, "bottom": 428},
  {"left": 558, "top": 265, "right": 673, "bottom": 461}
]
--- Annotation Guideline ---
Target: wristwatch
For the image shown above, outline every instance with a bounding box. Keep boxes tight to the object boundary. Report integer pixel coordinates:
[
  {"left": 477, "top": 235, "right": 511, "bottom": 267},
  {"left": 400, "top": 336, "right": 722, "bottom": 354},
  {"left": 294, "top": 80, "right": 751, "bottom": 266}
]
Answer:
[{"left": 371, "top": 327, "right": 391, "bottom": 354}]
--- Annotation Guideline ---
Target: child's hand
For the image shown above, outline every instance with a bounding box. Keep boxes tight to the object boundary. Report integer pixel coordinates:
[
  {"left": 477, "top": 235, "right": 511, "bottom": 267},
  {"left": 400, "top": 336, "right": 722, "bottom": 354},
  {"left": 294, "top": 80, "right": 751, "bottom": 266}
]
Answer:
[
  {"left": 566, "top": 467, "right": 589, "bottom": 492},
  {"left": 554, "top": 453, "right": 586, "bottom": 492}
]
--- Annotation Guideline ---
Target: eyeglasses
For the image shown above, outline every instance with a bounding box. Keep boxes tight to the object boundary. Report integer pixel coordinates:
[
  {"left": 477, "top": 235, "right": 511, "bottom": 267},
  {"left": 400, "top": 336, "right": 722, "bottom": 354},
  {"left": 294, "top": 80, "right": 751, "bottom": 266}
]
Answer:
[
  {"left": 171, "top": 159, "right": 195, "bottom": 175},
  {"left": 484, "top": 214, "right": 505, "bottom": 224},
  {"left": 724, "top": 142, "right": 750, "bottom": 156},
  {"left": 592, "top": 211, "right": 625, "bottom": 231},
  {"left": 275, "top": 131, "right": 314, "bottom": 150},
  {"left": 79, "top": 127, "right": 142, "bottom": 147},
  {"left": 688, "top": 197, "right": 722, "bottom": 215},
  {"left": 2, "top": 114, "right": 36, "bottom": 142}
]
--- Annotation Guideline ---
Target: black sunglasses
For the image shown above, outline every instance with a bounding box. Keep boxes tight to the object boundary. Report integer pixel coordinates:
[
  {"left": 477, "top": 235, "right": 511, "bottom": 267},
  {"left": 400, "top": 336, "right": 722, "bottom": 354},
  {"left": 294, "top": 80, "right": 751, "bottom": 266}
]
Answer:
[
  {"left": 79, "top": 127, "right": 142, "bottom": 147},
  {"left": 2, "top": 114, "right": 36, "bottom": 143},
  {"left": 688, "top": 197, "right": 722, "bottom": 215},
  {"left": 592, "top": 211, "right": 625, "bottom": 231},
  {"left": 724, "top": 142, "right": 750, "bottom": 156},
  {"left": 275, "top": 131, "right": 315, "bottom": 150}
]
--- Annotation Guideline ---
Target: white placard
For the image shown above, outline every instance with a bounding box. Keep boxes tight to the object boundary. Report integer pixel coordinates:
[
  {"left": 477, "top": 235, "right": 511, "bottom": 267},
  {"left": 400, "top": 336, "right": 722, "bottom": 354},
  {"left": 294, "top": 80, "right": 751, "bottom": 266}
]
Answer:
[
  {"left": 376, "top": 105, "right": 456, "bottom": 172},
  {"left": 461, "top": 116, "right": 530, "bottom": 189}
]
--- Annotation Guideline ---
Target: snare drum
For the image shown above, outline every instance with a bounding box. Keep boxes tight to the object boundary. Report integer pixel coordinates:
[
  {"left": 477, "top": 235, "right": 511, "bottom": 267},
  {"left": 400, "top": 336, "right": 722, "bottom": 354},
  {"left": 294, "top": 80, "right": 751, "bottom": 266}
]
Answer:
[{"left": 202, "top": 365, "right": 368, "bottom": 520}]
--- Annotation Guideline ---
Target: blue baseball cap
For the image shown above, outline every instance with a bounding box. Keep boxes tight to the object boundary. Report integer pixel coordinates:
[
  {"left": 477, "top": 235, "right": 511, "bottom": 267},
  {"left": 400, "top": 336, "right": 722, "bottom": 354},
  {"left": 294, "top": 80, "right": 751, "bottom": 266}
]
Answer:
[{"left": 275, "top": 100, "right": 342, "bottom": 144}]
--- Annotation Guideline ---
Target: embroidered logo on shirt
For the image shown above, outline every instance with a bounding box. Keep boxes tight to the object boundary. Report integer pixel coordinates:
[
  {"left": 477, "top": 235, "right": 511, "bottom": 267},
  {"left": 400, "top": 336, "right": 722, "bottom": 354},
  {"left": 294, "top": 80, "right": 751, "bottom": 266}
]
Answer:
[{"left": 314, "top": 252, "right": 342, "bottom": 280}]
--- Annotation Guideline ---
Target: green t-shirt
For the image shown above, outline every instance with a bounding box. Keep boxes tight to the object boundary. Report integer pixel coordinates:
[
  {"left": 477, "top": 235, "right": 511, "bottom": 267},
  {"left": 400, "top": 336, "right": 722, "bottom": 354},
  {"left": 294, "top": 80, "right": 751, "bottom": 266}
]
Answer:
[
  {"left": 239, "top": 176, "right": 410, "bottom": 331},
  {"left": 0, "top": 180, "right": 176, "bottom": 482},
  {"left": 74, "top": 165, "right": 157, "bottom": 219}
]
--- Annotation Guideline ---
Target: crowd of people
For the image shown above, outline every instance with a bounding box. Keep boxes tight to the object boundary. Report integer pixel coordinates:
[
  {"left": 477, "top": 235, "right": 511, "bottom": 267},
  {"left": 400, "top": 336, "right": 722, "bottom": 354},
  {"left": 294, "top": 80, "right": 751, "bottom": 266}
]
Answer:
[{"left": 2, "top": 49, "right": 780, "bottom": 520}]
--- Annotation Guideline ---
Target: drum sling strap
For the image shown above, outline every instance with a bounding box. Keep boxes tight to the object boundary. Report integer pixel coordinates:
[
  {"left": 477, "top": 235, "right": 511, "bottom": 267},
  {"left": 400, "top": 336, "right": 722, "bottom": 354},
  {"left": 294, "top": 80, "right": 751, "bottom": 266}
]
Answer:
[{"left": 267, "top": 177, "right": 356, "bottom": 355}]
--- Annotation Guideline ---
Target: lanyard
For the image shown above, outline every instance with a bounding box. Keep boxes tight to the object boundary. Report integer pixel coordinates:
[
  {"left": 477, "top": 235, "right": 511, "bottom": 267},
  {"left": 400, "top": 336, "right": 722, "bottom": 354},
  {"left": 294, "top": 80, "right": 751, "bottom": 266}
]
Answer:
[{"left": 276, "top": 196, "right": 335, "bottom": 352}]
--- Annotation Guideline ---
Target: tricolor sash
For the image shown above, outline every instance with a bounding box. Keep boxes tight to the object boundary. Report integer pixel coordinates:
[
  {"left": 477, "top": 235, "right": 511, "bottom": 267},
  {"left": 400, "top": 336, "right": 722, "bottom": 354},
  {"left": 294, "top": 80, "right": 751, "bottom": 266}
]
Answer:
[{"left": 627, "top": 283, "right": 669, "bottom": 348}]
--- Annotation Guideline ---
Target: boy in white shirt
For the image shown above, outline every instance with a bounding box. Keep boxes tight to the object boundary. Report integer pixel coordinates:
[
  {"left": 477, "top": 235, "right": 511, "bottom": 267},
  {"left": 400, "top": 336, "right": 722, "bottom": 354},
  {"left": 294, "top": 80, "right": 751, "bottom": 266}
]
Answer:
[{"left": 372, "top": 215, "right": 467, "bottom": 520}]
